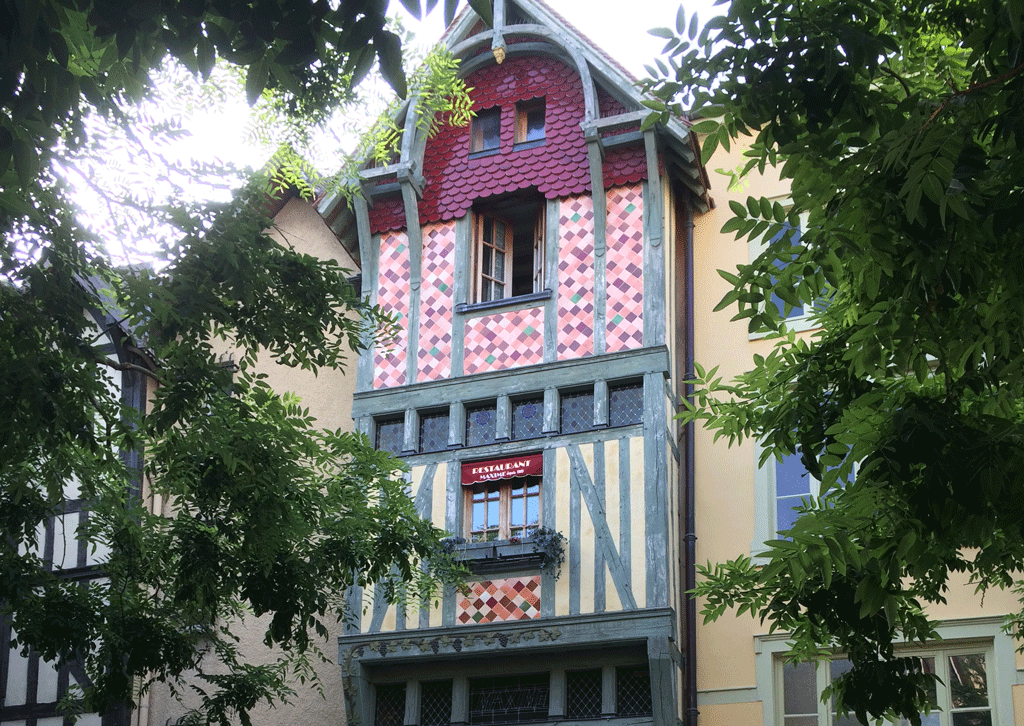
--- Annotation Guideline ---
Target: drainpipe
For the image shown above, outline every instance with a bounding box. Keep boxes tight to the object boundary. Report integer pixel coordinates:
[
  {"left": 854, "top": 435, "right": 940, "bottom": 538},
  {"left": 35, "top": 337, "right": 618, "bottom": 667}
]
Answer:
[{"left": 682, "top": 204, "right": 699, "bottom": 726}]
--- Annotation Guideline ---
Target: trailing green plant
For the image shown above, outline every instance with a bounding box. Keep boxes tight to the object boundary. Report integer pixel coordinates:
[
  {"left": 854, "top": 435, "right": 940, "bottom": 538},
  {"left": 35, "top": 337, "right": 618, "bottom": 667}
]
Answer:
[{"left": 529, "top": 527, "right": 566, "bottom": 580}]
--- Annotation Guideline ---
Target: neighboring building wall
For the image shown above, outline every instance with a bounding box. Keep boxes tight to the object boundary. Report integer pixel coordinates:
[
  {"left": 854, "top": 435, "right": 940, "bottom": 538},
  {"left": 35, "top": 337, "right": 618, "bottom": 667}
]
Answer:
[
  {"left": 145, "top": 195, "right": 361, "bottom": 726},
  {"left": 691, "top": 138, "right": 1024, "bottom": 726}
]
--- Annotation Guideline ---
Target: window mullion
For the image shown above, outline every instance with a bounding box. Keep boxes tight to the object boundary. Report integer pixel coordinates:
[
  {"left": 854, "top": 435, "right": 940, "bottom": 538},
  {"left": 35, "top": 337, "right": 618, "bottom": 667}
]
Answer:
[
  {"left": 500, "top": 484, "right": 512, "bottom": 539},
  {"left": 818, "top": 661, "right": 830, "bottom": 726}
]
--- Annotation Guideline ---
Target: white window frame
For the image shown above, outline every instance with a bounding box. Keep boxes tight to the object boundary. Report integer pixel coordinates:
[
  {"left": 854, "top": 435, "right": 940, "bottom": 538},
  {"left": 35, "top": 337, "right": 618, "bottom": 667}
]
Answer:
[
  {"left": 754, "top": 617, "right": 1014, "bottom": 726},
  {"left": 752, "top": 440, "right": 826, "bottom": 561},
  {"left": 747, "top": 198, "right": 819, "bottom": 339},
  {"left": 752, "top": 439, "right": 857, "bottom": 563}
]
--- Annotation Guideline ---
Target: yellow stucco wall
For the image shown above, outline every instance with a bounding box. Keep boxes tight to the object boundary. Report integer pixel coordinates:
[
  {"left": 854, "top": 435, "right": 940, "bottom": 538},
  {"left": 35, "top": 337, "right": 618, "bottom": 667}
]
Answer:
[{"left": 692, "top": 138, "right": 1022, "bottom": 726}]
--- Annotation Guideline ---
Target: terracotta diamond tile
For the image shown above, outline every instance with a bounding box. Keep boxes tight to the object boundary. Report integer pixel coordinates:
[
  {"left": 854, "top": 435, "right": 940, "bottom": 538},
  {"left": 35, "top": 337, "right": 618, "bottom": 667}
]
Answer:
[
  {"left": 455, "top": 576, "right": 542, "bottom": 625},
  {"left": 606, "top": 185, "right": 644, "bottom": 352},
  {"left": 557, "top": 195, "right": 595, "bottom": 359},
  {"left": 374, "top": 230, "right": 410, "bottom": 388}
]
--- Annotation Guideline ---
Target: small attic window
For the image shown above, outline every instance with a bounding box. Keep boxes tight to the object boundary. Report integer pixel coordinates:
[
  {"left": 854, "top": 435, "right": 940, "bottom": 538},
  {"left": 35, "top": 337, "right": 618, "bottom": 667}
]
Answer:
[
  {"left": 471, "top": 107, "right": 501, "bottom": 155},
  {"left": 514, "top": 100, "right": 545, "bottom": 148}
]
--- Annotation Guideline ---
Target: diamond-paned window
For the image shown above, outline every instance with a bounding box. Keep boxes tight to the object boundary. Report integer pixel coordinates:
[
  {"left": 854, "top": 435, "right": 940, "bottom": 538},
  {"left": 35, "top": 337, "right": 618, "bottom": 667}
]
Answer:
[
  {"left": 512, "top": 396, "right": 544, "bottom": 440},
  {"left": 421, "top": 680, "right": 453, "bottom": 726},
  {"left": 566, "top": 669, "right": 602, "bottom": 719},
  {"left": 469, "top": 673, "right": 550, "bottom": 725},
  {"left": 560, "top": 389, "right": 594, "bottom": 434},
  {"left": 420, "top": 411, "right": 450, "bottom": 453},
  {"left": 375, "top": 683, "right": 406, "bottom": 726},
  {"left": 375, "top": 416, "right": 404, "bottom": 455},
  {"left": 616, "top": 665, "right": 652, "bottom": 717},
  {"left": 466, "top": 403, "right": 497, "bottom": 447},
  {"left": 609, "top": 381, "right": 643, "bottom": 427}
]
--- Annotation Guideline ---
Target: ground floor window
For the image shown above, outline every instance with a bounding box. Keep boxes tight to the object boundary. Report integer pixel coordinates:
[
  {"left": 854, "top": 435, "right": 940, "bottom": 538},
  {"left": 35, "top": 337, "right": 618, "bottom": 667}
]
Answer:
[
  {"left": 781, "top": 650, "right": 991, "bottom": 726},
  {"left": 469, "top": 673, "right": 550, "bottom": 724}
]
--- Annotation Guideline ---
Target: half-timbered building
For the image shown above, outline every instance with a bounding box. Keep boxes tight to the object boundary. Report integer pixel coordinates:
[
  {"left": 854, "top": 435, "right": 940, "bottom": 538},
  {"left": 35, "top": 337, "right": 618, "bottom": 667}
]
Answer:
[{"left": 314, "top": 2, "right": 711, "bottom": 726}]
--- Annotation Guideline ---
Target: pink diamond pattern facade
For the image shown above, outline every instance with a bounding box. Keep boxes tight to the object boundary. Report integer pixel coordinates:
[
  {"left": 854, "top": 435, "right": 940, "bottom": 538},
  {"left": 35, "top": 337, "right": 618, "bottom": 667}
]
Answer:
[
  {"left": 456, "top": 576, "right": 542, "bottom": 624},
  {"left": 418, "top": 223, "right": 456, "bottom": 382},
  {"left": 464, "top": 307, "right": 545, "bottom": 375},
  {"left": 605, "top": 185, "right": 645, "bottom": 352},
  {"left": 557, "top": 196, "right": 595, "bottom": 359},
  {"left": 374, "top": 231, "right": 410, "bottom": 389}
]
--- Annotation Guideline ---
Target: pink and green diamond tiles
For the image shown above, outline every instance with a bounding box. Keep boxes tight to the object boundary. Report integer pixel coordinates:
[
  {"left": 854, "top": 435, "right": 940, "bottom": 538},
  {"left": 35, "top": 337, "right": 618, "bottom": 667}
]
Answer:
[
  {"left": 374, "top": 231, "right": 410, "bottom": 389},
  {"left": 464, "top": 308, "right": 544, "bottom": 375},
  {"left": 605, "top": 185, "right": 644, "bottom": 352},
  {"left": 457, "top": 576, "right": 541, "bottom": 624},
  {"left": 557, "top": 196, "right": 595, "bottom": 359},
  {"left": 418, "top": 223, "right": 455, "bottom": 382}
]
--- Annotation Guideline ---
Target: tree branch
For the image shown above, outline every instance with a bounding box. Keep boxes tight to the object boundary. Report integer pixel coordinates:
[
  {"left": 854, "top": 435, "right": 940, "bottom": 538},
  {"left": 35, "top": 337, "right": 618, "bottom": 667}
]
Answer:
[
  {"left": 923, "top": 62, "right": 1024, "bottom": 129},
  {"left": 97, "top": 355, "right": 163, "bottom": 385}
]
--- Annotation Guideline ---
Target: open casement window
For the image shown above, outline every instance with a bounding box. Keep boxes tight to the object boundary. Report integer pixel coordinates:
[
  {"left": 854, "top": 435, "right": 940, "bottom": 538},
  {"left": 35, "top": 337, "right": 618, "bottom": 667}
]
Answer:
[
  {"left": 780, "top": 650, "right": 993, "bottom": 726},
  {"left": 462, "top": 455, "right": 542, "bottom": 542},
  {"left": 472, "top": 194, "right": 546, "bottom": 303}
]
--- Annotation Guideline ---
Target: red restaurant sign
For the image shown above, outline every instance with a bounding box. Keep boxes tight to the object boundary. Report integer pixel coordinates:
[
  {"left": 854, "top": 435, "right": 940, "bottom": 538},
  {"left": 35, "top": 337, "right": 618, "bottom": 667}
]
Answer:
[{"left": 461, "top": 454, "right": 543, "bottom": 485}]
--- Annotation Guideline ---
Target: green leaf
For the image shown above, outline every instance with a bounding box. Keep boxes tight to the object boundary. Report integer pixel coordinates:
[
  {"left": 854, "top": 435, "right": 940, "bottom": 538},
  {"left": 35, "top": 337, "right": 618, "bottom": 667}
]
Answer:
[
  {"left": 375, "top": 30, "right": 407, "bottom": 98},
  {"left": 649, "top": 27, "right": 677, "bottom": 39},
  {"left": 245, "top": 58, "right": 269, "bottom": 105}
]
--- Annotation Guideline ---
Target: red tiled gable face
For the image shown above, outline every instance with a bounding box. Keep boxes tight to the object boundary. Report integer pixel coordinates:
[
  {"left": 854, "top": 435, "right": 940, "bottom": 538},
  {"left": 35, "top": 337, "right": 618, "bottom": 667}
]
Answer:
[
  {"left": 368, "top": 192, "right": 405, "bottom": 236},
  {"left": 418, "top": 56, "right": 591, "bottom": 225},
  {"left": 369, "top": 56, "right": 650, "bottom": 234}
]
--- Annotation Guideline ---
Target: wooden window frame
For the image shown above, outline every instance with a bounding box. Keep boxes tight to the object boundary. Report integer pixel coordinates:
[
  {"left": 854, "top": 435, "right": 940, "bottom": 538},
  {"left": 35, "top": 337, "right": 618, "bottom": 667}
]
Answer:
[
  {"left": 464, "top": 476, "right": 541, "bottom": 542},
  {"left": 471, "top": 107, "right": 501, "bottom": 154},
  {"left": 472, "top": 206, "right": 546, "bottom": 303},
  {"left": 514, "top": 99, "right": 545, "bottom": 145}
]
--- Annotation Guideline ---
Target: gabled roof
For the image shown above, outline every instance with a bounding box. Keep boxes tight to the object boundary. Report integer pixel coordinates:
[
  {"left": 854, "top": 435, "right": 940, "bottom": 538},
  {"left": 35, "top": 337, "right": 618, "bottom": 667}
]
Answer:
[{"left": 318, "top": 0, "right": 711, "bottom": 251}]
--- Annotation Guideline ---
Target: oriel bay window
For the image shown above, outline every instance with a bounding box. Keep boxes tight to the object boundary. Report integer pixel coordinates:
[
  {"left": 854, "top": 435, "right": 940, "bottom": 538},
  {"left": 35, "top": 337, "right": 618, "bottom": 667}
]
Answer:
[{"left": 463, "top": 454, "right": 542, "bottom": 542}]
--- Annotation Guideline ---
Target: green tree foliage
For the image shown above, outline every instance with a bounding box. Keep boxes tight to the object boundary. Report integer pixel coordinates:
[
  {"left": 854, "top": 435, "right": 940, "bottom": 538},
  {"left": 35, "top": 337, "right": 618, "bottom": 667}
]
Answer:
[
  {"left": 645, "top": 0, "right": 1024, "bottom": 722},
  {"left": 1, "top": 0, "right": 487, "bottom": 723}
]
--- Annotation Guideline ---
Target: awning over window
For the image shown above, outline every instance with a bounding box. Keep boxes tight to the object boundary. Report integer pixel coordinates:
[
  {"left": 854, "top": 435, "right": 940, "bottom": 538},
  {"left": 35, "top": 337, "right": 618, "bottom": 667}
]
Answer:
[{"left": 461, "top": 454, "right": 543, "bottom": 485}]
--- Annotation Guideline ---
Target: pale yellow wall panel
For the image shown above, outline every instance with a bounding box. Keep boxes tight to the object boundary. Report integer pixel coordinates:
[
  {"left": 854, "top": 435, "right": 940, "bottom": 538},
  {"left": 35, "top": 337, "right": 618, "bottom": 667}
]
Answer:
[
  {"left": 432, "top": 462, "right": 448, "bottom": 533},
  {"left": 698, "top": 701, "right": 763, "bottom": 726},
  {"left": 578, "top": 443, "right": 598, "bottom": 613},
  {"left": 1012, "top": 683, "right": 1024, "bottom": 726},
  {"left": 555, "top": 446, "right": 573, "bottom": 617},
  {"left": 604, "top": 562, "right": 622, "bottom": 612},
  {"left": 629, "top": 436, "right": 646, "bottom": 610},
  {"left": 410, "top": 465, "right": 427, "bottom": 499},
  {"left": 603, "top": 439, "right": 623, "bottom": 613},
  {"left": 579, "top": 484, "right": 597, "bottom": 615},
  {"left": 381, "top": 598, "right": 397, "bottom": 633}
]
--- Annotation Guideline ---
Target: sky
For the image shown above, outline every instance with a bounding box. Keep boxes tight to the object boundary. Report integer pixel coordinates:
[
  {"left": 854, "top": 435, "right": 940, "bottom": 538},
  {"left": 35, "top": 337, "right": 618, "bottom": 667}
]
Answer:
[
  {"left": 180, "top": 0, "right": 725, "bottom": 173},
  {"left": 69, "top": 0, "right": 727, "bottom": 261}
]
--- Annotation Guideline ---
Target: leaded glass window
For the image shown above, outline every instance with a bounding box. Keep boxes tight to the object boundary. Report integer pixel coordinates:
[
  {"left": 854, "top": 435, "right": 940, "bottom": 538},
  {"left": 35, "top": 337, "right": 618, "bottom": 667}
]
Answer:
[
  {"left": 566, "top": 669, "right": 602, "bottom": 719},
  {"left": 560, "top": 389, "right": 594, "bottom": 434},
  {"left": 469, "top": 673, "right": 549, "bottom": 725},
  {"left": 609, "top": 381, "right": 643, "bottom": 427},
  {"left": 421, "top": 680, "right": 453, "bottom": 726},
  {"left": 466, "top": 403, "right": 497, "bottom": 447},
  {"left": 375, "top": 683, "right": 406, "bottom": 726},
  {"left": 616, "top": 665, "right": 652, "bottom": 717},
  {"left": 419, "top": 411, "right": 449, "bottom": 453},
  {"left": 376, "top": 416, "right": 404, "bottom": 455},
  {"left": 512, "top": 396, "right": 544, "bottom": 440}
]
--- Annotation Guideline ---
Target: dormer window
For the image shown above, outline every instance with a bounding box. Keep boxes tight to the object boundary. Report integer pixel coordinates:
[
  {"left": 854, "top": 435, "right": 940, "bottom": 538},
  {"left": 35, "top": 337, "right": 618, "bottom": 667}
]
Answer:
[
  {"left": 514, "top": 99, "right": 545, "bottom": 148},
  {"left": 471, "top": 107, "right": 501, "bottom": 155}
]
